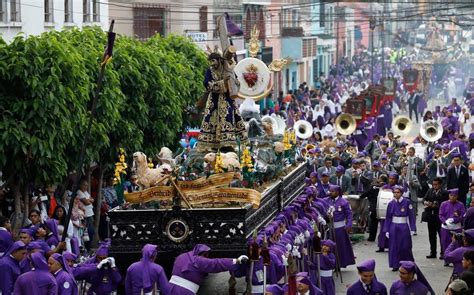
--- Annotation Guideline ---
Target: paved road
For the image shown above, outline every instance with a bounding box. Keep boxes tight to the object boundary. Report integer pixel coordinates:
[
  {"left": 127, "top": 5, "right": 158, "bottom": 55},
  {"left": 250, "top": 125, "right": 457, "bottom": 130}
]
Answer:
[{"left": 198, "top": 98, "right": 453, "bottom": 294}]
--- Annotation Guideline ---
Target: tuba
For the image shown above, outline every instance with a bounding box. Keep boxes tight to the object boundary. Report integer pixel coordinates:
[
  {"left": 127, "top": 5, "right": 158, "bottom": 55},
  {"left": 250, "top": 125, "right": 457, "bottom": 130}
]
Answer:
[
  {"left": 392, "top": 116, "right": 413, "bottom": 136},
  {"left": 420, "top": 120, "right": 443, "bottom": 142},
  {"left": 294, "top": 120, "right": 314, "bottom": 140},
  {"left": 335, "top": 113, "right": 357, "bottom": 135}
]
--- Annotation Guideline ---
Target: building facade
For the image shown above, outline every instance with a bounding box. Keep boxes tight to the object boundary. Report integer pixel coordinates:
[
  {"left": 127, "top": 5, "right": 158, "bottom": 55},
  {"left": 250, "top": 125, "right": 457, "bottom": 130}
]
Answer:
[{"left": 0, "top": 0, "right": 109, "bottom": 43}]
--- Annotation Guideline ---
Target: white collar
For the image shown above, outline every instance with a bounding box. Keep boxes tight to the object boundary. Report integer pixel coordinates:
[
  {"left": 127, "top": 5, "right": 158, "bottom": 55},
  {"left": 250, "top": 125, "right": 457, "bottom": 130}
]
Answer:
[
  {"left": 298, "top": 291, "right": 310, "bottom": 295},
  {"left": 54, "top": 269, "right": 62, "bottom": 275},
  {"left": 0, "top": 227, "right": 7, "bottom": 231},
  {"left": 395, "top": 197, "right": 403, "bottom": 203}
]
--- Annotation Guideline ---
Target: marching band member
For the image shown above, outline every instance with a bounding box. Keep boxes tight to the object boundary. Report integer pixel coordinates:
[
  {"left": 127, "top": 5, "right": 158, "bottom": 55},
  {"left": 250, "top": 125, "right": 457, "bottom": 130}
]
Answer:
[
  {"left": 383, "top": 185, "right": 416, "bottom": 271},
  {"left": 329, "top": 165, "right": 351, "bottom": 195},
  {"left": 423, "top": 177, "right": 448, "bottom": 259}
]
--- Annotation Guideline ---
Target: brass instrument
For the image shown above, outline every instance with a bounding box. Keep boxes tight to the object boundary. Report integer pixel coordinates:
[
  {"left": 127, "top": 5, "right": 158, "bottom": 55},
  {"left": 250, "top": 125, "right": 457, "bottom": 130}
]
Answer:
[
  {"left": 335, "top": 113, "right": 357, "bottom": 135},
  {"left": 392, "top": 116, "right": 413, "bottom": 137},
  {"left": 305, "top": 144, "right": 315, "bottom": 152},
  {"left": 443, "top": 147, "right": 460, "bottom": 157},
  {"left": 420, "top": 120, "right": 443, "bottom": 142},
  {"left": 294, "top": 120, "right": 314, "bottom": 140}
]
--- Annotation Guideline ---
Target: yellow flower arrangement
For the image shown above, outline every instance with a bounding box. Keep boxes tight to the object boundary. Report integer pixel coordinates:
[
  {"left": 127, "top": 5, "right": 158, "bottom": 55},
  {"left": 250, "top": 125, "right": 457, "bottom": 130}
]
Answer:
[
  {"left": 114, "top": 149, "right": 128, "bottom": 184},
  {"left": 214, "top": 152, "right": 224, "bottom": 173},
  {"left": 240, "top": 148, "right": 253, "bottom": 172},
  {"left": 283, "top": 131, "right": 292, "bottom": 150}
]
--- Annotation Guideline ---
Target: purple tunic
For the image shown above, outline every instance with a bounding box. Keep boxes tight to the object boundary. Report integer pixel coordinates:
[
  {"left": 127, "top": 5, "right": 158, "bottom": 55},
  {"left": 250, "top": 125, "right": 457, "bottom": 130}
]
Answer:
[
  {"left": 0, "top": 255, "right": 22, "bottom": 295},
  {"left": 389, "top": 280, "right": 429, "bottom": 295},
  {"left": 0, "top": 229, "right": 14, "bottom": 255},
  {"left": 444, "top": 241, "right": 474, "bottom": 276},
  {"left": 347, "top": 279, "right": 387, "bottom": 295},
  {"left": 310, "top": 253, "right": 335, "bottom": 295},
  {"left": 73, "top": 263, "right": 121, "bottom": 295},
  {"left": 439, "top": 200, "right": 465, "bottom": 255},
  {"left": 383, "top": 198, "right": 416, "bottom": 269},
  {"left": 13, "top": 252, "right": 57, "bottom": 295},
  {"left": 324, "top": 196, "right": 355, "bottom": 267},
  {"left": 54, "top": 270, "right": 77, "bottom": 295},
  {"left": 169, "top": 245, "right": 236, "bottom": 295},
  {"left": 125, "top": 260, "right": 169, "bottom": 294}
]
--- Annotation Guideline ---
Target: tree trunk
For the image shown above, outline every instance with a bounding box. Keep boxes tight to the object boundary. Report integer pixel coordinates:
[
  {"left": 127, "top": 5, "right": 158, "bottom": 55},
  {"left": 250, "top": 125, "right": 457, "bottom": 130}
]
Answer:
[
  {"left": 11, "top": 180, "right": 23, "bottom": 234},
  {"left": 22, "top": 182, "right": 30, "bottom": 227},
  {"left": 91, "top": 164, "right": 104, "bottom": 249}
]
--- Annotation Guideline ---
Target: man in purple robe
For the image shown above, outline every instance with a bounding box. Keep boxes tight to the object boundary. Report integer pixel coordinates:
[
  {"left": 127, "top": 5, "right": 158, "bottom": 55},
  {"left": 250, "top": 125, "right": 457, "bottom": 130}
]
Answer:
[
  {"left": 49, "top": 253, "right": 78, "bottom": 295},
  {"left": 439, "top": 188, "right": 466, "bottom": 260},
  {"left": 309, "top": 240, "right": 335, "bottom": 295},
  {"left": 0, "top": 241, "right": 27, "bottom": 295},
  {"left": 444, "top": 229, "right": 474, "bottom": 278},
  {"left": 0, "top": 216, "right": 14, "bottom": 256},
  {"left": 383, "top": 185, "right": 416, "bottom": 271},
  {"left": 125, "top": 244, "right": 169, "bottom": 295},
  {"left": 44, "top": 219, "right": 59, "bottom": 250},
  {"left": 73, "top": 241, "right": 121, "bottom": 295},
  {"left": 389, "top": 261, "right": 434, "bottom": 294},
  {"left": 265, "top": 284, "right": 283, "bottom": 295},
  {"left": 325, "top": 184, "right": 355, "bottom": 268},
  {"left": 13, "top": 252, "right": 57, "bottom": 295},
  {"left": 169, "top": 244, "right": 247, "bottom": 295},
  {"left": 347, "top": 259, "right": 387, "bottom": 295}
]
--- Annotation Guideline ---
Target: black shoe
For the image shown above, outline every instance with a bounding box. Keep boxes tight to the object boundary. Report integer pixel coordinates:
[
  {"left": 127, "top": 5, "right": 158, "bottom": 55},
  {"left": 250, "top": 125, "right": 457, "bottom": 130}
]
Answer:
[
  {"left": 426, "top": 254, "right": 436, "bottom": 259},
  {"left": 439, "top": 255, "right": 444, "bottom": 260},
  {"left": 376, "top": 248, "right": 384, "bottom": 253},
  {"left": 392, "top": 268, "right": 398, "bottom": 272},
  {"left": 444, "top": 262, "right": 450, "bottom": 267}
]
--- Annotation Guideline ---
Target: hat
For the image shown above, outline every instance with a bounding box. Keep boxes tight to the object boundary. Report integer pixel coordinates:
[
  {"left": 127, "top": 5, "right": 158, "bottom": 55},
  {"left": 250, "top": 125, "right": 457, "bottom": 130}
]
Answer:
[
  {"left": 388, "top": 172, "right": 398, "bottom": 179},
  {"left": 387, "top": 147, "right": 393, "bottom": 153},
  {"left": 463, "top": 229, "right": 474, "bottom": 244},
  {"left": 357, "top": 259, "right": 376, "bottom": 272},
  {"left": 308, "top": 149, "right": 316, "bottom": 155},
  {"left": 380, "top": 139, "right": 388, "bottom": 145},
  {"left": 373, "top": 161, "right": 380, "bottom": 167},
  {"left": 314, "top": 148, "right": 321, "bottom": 153},
  {"left": 2, "top": 241, "right": 26, "bottom": 257},
  {"left": 400, "top": 141, "right": 408, "bottom": 147},
  {"left": 434, "top": 144, "right": 442, "bottom": 150},
  {"left": 336, "top": 165, "right": 345, "bottom": 173},
  {"left": 321, "top": 171, "right": 329, "bottom": 177},
  {"left": 448, "top": 188, "right": 459, "bottom": 196},
  {"left": 310, "top": 172, "right": 318, "bottom": 178},
  {"left": 321, "top": 239, "right": 336, "bottom": 252},
  {"left": 96, "top": 240, "right": 110, "bottom": 256},
  {"left": 392, "top": 185, "right": 404, "bottom": 193},
  {"left": 448, "top": 279, "right": 469, "bottom": 292},
  {"left": 381, "top": 155, "right": 388, "bottom": 160},
  {"left": 351, "top": 158, "right": 360, "bottom": 164}
]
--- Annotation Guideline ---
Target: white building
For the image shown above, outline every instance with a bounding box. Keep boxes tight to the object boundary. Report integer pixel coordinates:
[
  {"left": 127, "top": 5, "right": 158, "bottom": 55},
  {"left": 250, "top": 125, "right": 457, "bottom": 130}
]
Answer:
[{"left": 0, "top": 0, "right": 109, "bottom": 43}]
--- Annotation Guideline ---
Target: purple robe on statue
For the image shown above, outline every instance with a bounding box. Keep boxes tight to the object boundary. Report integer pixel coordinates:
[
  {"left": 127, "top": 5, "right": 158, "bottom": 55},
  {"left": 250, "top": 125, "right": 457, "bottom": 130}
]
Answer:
[
  {"left": 125, "top": 244, "right": 169, "bottom": 295},
  {"left": 0, "top": 241, "right": 26, "bottom": 295},
  {"left": 324, "top": 194, "right": 355, "bottom": 267},
  {"left": 13, "top": 252, "right": 57, "bottom": 295},
  {"left": 383, "top": 197, "right": 416, "bottom": 269},
  {"left": 389, "top": 280, "right": 429, "bottom": 295},
  {"left": 169, "top": 244, "right": 236, "bottom": 295},
  {"left": 439, "top": 200, "right": 465, "bottom": 255},
  {"left": 0, "top": 228, "right": 14, "bottom": 255}
]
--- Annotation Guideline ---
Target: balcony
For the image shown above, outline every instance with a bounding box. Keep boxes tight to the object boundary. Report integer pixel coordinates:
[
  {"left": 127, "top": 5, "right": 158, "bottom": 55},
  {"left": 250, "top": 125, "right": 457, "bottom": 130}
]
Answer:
[{"left": 281, "top": 27, "right": 303, "bottom": 37}]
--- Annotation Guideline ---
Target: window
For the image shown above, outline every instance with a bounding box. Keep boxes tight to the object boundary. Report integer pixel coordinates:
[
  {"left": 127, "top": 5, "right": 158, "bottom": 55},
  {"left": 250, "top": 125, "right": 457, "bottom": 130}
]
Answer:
[
  {"left": 319, "top": 1, "right": 325, "bottom": 27},
  {"left": 65, "top": 0, "right": 73, "bottom": 23},
  {"left": 134, "top": 4, "right": 167, "bottom": 40},
  {"left": 0, "top": 0, "right": 6, "bottom": 23},
  {"left": 83, "top": 0, "right": 91, "bottom": 22},
  {"left": 11, "top": 0, "right": 20, "bottom": 22},
  {"left": 44, "top": 0, "right": 53, "bottom": 22},
  {"left": 92, "top": 0, "right": 99, "bottom": 22},
  {"left": 199, "top": 6, "right": 207, "bottom": 32}
]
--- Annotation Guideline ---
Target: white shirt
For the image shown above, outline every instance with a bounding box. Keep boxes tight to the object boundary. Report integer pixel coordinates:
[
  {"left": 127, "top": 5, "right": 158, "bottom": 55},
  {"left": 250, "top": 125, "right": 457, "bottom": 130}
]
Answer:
[{"left": 77, "top": 190, "right": 94, "bottom": 218}]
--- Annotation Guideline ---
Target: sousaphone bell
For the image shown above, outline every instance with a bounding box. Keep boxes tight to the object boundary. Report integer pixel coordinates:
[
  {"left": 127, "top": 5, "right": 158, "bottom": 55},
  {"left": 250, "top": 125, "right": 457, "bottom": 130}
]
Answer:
[
  {"left": 335, "top": 113, "right": 357, "bottom": 135},
  {"left": 392, "top": 115, "right": 413, "bottom": 136},
  {"left": 294, "top": 120, "right": 314, "bottom": 140},
  {"left": 420, "top": 120, "right": 443, "bottom": 142}
]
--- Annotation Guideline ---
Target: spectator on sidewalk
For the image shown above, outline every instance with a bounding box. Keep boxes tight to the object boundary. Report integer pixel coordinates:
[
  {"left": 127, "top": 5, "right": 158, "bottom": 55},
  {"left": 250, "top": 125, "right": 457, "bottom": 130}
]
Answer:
[{"left": 76, "top": 179, "right": 94, "bottom": 251}]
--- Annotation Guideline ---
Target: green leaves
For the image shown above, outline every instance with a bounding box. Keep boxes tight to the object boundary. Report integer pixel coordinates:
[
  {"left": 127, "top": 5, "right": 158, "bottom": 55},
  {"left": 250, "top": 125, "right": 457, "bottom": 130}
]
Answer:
[{"left": 0, "top": 27, "right": 206, "bottom": 188}]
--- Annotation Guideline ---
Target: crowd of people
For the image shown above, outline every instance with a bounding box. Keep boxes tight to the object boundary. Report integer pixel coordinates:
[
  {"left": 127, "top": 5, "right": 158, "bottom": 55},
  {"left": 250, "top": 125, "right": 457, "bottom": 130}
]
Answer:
[{"left": 1, "top": 45, "right": 474, "bottom": 294}]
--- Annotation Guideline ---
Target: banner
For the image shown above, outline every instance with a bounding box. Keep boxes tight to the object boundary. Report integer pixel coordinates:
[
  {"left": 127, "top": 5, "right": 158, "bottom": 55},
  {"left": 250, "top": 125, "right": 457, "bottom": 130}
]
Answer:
[
  {"left": 124, "top": 173, "right": 261, "bottom": 208},
  {"left": 177, "top": 172, "right": 235, "bottom": 191},
  {"left": 124, "top": 186, "right": 174, "bottom": 204}
]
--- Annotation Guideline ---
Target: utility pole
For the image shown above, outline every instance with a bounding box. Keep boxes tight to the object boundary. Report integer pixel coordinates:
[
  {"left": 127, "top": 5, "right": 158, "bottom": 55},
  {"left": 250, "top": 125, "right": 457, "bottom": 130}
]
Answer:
[
  {"left": 381, "top": 10, "right": 385, "bottom": 82},
  {"left": 370, "top": 13, "right": 376, "bottom": 85}
]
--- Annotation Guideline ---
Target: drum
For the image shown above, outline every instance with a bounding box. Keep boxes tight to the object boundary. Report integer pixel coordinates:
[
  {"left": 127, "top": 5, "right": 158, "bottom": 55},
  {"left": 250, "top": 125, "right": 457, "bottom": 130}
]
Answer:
[{"left": 376, "top": 190, "right": 394, "bottom": 219}]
